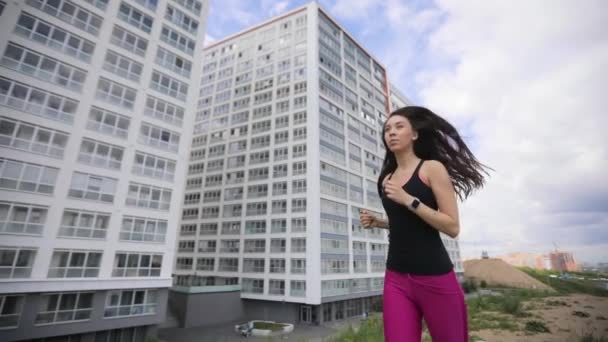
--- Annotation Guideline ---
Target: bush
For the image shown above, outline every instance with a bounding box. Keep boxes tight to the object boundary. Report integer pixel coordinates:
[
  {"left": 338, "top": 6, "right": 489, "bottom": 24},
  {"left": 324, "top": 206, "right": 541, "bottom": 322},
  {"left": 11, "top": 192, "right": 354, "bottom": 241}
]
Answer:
[
  {"left": 524, "top": 320, "right": 550, "bottom": 333},
  {"left": 462, "top": 279, "right": 478, "bottom": 293},
  {"left": 480, "top": 280, "right": 487, "bottom": 288}
]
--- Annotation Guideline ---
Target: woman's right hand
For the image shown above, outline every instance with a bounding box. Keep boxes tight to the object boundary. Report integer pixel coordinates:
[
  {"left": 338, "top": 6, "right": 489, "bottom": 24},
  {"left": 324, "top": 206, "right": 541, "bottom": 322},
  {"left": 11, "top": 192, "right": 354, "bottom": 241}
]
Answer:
[{"left": 359, "top": 209, "right": 376, "bottom": 229}]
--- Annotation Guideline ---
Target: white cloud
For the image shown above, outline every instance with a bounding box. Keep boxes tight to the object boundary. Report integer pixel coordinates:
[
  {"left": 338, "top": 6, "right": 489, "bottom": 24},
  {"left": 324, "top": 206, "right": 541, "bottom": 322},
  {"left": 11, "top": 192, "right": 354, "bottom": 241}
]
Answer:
[
  {"left": 329, "top": 0, "right": 379, "bottom": 20},
  {"left": 204, "top": 33, "right": 216, "bottom": 46},
  {"left": 417, "top": 0, "right": 608, "bottom": 263}
]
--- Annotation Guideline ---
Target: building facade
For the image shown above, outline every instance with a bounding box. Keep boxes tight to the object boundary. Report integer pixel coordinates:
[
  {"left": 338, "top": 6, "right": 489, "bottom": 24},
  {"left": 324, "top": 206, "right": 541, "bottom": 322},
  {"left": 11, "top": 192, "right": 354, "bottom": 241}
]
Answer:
[
  {"left": 172, "top": 3, "right": 463, "bottom": 325},
  {"left": 0, "top": 0, "right": 209, "bottom": 340}
]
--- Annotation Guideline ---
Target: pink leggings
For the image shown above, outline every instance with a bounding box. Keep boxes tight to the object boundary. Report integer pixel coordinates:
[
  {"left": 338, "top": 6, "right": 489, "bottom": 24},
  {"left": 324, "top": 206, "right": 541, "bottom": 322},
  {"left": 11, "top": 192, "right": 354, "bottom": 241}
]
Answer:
[{"left": 383, "top": 269, "right": 468, "bottom": 342}]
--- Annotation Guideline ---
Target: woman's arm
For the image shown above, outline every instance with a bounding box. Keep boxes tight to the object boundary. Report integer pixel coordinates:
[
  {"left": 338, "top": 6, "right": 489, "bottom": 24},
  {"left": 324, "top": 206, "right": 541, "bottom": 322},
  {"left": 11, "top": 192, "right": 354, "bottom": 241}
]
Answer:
[
  {"left": 372, "top": 217, "right": 390, "bottom": 229},
  {"left": 383, "top": 160, "right": 460, "bottom": 238}
]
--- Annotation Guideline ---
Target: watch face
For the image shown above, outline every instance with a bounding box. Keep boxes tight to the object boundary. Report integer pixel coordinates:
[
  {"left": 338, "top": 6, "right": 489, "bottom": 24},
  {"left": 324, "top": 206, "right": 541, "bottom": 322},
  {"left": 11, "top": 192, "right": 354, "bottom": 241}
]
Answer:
[{"left": 412, "top": 199, "right": 421, "bottom": 209}]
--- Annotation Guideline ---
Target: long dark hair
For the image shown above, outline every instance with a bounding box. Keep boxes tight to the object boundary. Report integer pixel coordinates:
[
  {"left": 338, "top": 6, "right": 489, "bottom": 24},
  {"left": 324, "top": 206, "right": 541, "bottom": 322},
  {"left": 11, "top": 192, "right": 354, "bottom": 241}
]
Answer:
[{"left": 378, "top": 106, "right": 490, "bottom": 200}]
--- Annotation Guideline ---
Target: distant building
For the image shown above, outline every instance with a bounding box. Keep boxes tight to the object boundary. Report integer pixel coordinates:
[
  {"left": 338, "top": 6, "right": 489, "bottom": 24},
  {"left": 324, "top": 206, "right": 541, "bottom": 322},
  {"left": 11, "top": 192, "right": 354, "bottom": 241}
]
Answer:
[
  {"left": 549, "top": 251, "right": 578, "bottom": 272},
  {"left": 496, "top": 252, "right": 551, "bottom": 270}
]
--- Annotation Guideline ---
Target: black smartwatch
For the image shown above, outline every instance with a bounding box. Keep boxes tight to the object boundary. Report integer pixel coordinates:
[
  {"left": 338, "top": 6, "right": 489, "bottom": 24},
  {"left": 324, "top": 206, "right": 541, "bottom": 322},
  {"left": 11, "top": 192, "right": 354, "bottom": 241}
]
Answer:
[{"left": 410, "top": 198, "right": 421, "bottom": 211}]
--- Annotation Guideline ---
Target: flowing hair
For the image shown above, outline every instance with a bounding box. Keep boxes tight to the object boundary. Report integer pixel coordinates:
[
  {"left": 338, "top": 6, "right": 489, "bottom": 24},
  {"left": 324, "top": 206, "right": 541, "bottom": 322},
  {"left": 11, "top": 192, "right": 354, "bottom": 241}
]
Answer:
[{"left": 378, "top": 106, "right": 491, "bottom": 200}]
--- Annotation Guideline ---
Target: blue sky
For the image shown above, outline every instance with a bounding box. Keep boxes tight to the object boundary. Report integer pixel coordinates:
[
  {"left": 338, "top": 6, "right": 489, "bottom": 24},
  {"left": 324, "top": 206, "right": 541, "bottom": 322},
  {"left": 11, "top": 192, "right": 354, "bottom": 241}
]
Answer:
[{"left": 204, "top": 0, "right": 608, "bottom": 264}]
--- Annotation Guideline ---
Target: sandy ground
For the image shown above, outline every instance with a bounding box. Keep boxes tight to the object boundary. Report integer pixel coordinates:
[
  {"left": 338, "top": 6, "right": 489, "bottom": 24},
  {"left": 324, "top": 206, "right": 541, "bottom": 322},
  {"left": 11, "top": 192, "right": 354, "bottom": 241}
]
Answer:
[{"left": 472, "top": 294, "right": 608, "bottom": 341}]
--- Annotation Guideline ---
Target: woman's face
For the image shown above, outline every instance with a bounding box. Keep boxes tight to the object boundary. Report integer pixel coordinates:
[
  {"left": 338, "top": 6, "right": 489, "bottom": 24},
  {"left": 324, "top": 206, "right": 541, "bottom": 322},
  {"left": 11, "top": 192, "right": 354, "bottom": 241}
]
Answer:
[{"left": 384, "top": 115, "right": 417, "bottom": 152}]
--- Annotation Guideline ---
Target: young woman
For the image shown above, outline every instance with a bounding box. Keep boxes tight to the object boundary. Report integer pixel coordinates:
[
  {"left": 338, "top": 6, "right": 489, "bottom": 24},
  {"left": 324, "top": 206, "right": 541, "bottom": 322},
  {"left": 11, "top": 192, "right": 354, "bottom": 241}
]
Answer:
[{"left": 360, "top": 106, "right": 489, "bottom": 341}]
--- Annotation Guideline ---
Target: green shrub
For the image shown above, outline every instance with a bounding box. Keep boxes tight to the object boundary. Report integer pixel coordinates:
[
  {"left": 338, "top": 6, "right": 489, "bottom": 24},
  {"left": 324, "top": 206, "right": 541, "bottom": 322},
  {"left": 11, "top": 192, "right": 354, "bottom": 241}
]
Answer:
[{"left": 524, "top": 320, "right": 550, "bottom": 333}]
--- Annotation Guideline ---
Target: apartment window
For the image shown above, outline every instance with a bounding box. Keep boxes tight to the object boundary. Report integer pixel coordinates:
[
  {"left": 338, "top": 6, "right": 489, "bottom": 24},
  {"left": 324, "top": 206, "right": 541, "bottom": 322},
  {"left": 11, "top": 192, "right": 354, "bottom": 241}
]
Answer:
[
  {"left": 176, "top": 257, "right": 193, "bottom": 270},
  {"left": 243, "top": 258, "right": 264, "bottom": 273},
  {"left": 150, "top": 70, "right": 188, "bottom": 101},
  {"left": 58, "top": 209, "right": 109, "bottom": 239},
  {"left": 86, "top": 107, "right": 129, "bottom": 139},
  {"left": 103, "top": 50, "right": 143, "bottom": 82},
  {"left": 250, "top": 151, "right": 270, "bottom": 165},
  {"left": 292, "top": 161, "right": 306, "bottom": 175},
  {"left": 291, "top": 280, "right": 306, "bottom": 297},
  {"left": 165, "top": 5, "right": 198, "bottom": 34},
  {"left": 220, "top": 239, "right": 239, "bottom": 253},
  {"left": 120, "top": 216, "right": 167, "bottom": 243},
  {"left": 0, "top": 247, "right": 36, "bottom": 278},
  {"left": 244, "top": 239, "right": 265, "bottom": 253},
  {"left": 293, "top": 110, "right": 307, "bottom": 124},
  {"left": 96, "top": 78, "right": 136, "bottom": 109},
  {"left": 269, "top": 280, "right": 285, "bottom": 295},
  {"left": 291, "top": 218, "right": 306, "bottom": 233},
  {"left": 0, "top": 202, "right": 46, "bottom": 236},
  {"left": 126, "top": 182, "right": 172, "bottom": 211},
  {"left": 15, "top": 13, "right": 95, "bottom": 62},
  {"left": 246, "top": 202, "right": 267, "bottom": 216},
  {"left": 272, "top": 182, "right": 287, "bottom": 196},
  {"left": 292, "top": 179, "right": 306, "bottom": 194},
  {"left": 2, "top": 43, "right": 87, "bottom": 91},
  {"left": 118, "top": 2, "right": 153, "bottom": 33},
  {"left": 252, "top": 120, "right": 271, "bottom": 135},
  {"left": 139, "top": 123, "right": 180, "bottom": 152},
  {"left": 35, "top": 292, "right": 93, "bottom": 325},
  {"left": 292, "top": 144, "right": 306, "bottom": 158},
  {"left": 199, "top": 223, "right": 217, "bottom": 235},
  {"left": 275, "top": 115, "right": 289, "bottom": 128},
  {"left": 0, "top": 77, "right": 78, "bottom": 123},
  {"left": 183, "top": 193, "right": 200, "bottom": 205},
  {"left": 270, "top": 219, "right": 286, "bottom": 233},
  {"left": 208, "top": 144, "right": 225, "bottom": 157},
  {"left": 48, "top": 250, "right": 101, "bottom": 278},
  {"left": 291, "top": 259, "right": 306, "bottom": 274},
  {"left": 271, "top": 200, "right": 286, "bottom": 214},
  {"left": 270, "top": 239, "right": 286, "bottom": 253},
  {"left": 0, "top": 117, "right": 68, "bottom": 158},
  {"left": 225, "top": 170, "right": 244, "bottom": 184},
  {"left": 196, "top": 258, "right": 214, "bottom": 271},
  {"left": 227, "top": 155, "right": 245, "bottom": 169},
  {"left": 201, "top": 206, "right": 219, "bottom": 219},
  {"left": 156, "top": 47, "right": 191, "bottom": 77},
  {"left": 112, "top": 252, "right": 162, "bottom": 277},
  {"left": 28, "top": 0, "right": 103, "bottom": 34},
  {"left": 110, "top": 25, "right": 148, "bottom": 56},
  {"left": 219, "top": 258, "right": 238, "bottom": 271},
  {"left": 132, "top": 0, "right": 157, "bottom": 10},
  {"left": 245, "top": 220, "right": 266, "bottom": 234},
  {"left": 250, "top": 135, "right": 270, "bottom": 149},
  {"left": 0, "top": 158, "right": 58, "bottom": 195},
  {"left": 68, "top": 172, "right": 116, "bottom": 203},
  {"left": 172, "top": 0, "right": 203, "bottom": 14},
  {"left": 291, "top": 238, "right": 306, "bottom": 252},
  {"left": 0, "top": 295, "right": 23, "bottom": 329},
  {"left": 78, "top": 138, "right": 123, "bottom": 170},
  {"left": 105, "top": 289, "right": 157, "bottom": 317},
  {"left": 132, "top": 151, "right": 176, "bottom": 182},
  {"left": 242, "top": 278, "right": 263, "bottom": 294},
  {"left": 269, "top": 259, "right": 285, "bottom": 273},
  {"left": 253, "top": 105, "right": 272, "bottom": 120},
  {"left": 248, "top": 167, "right": 268, "bottom": 181},
  {"left": 218, "top": 222, "right": 239, "bottom": 236},
  {"left": 293, "top": 127, "right": 307, "bottom": 140}
]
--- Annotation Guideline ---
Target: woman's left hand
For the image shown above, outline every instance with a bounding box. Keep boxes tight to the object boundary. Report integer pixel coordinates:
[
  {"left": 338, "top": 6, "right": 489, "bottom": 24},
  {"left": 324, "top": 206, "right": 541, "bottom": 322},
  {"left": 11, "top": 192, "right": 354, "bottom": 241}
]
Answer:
[{"left": 383, "top": 180, "right": 413, "bottom": 207}]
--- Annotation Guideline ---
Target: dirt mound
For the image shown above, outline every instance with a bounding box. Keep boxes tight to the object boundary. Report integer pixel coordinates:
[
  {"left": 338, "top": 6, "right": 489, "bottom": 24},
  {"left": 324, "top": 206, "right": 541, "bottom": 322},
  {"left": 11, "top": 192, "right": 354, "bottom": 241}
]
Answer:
[{"left": 464, "top": 258, "right": 553, "bottom": 290}]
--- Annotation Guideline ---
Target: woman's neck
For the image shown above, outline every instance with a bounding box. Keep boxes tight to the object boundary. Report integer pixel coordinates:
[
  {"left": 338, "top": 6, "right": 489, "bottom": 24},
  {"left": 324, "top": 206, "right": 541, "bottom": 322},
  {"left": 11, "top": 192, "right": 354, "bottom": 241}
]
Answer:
[{"left": 394, "top": 150, "right": 419, "bottom": 171}]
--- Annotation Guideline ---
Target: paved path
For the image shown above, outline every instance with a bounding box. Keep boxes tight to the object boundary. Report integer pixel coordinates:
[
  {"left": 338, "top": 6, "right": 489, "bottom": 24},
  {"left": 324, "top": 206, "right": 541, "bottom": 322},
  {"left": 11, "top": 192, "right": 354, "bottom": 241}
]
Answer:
[{"left": 158, "top": 316, "right": 367, "bottom": 342}]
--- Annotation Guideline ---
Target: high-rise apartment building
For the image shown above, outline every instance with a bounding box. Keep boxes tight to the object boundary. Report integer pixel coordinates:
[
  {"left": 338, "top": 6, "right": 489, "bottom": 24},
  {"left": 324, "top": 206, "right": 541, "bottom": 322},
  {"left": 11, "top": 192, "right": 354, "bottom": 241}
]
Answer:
[
  {"left": 173, "top": 3, "right": 463, "bottom": 325},
  {"left": 0, "top": 0, "right": 209, "bottom": 340}
]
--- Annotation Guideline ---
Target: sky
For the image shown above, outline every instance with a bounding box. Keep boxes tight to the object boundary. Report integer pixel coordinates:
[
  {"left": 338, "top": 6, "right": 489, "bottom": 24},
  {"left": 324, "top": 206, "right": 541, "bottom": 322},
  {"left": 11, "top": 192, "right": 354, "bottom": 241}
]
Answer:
[{"left": 204, "top": 0, "right": 608, "bottom": 264}]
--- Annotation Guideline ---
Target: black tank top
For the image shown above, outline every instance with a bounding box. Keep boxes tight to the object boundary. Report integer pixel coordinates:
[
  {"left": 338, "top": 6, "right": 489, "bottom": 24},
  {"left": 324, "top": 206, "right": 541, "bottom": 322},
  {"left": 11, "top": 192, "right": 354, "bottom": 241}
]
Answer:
[{"left": 379, "top": 160, "right": 454, "bottom": 275}]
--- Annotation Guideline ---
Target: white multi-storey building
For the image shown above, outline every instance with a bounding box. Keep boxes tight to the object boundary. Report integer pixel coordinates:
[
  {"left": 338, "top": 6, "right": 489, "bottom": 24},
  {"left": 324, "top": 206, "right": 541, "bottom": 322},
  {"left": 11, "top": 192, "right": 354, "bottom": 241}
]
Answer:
[
  {"left": 0, "top": 0, "right": 209, "bottom": 340},
  {"left": 172, "top": 3, "right": 462, "bottom": 325}
]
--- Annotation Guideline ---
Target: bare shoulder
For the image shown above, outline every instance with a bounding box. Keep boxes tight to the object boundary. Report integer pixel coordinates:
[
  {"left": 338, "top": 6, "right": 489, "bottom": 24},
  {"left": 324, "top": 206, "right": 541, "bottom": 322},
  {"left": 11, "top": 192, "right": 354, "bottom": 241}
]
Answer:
[{"left": 422, "top": 160, "right": 449, "bottom": 185}]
